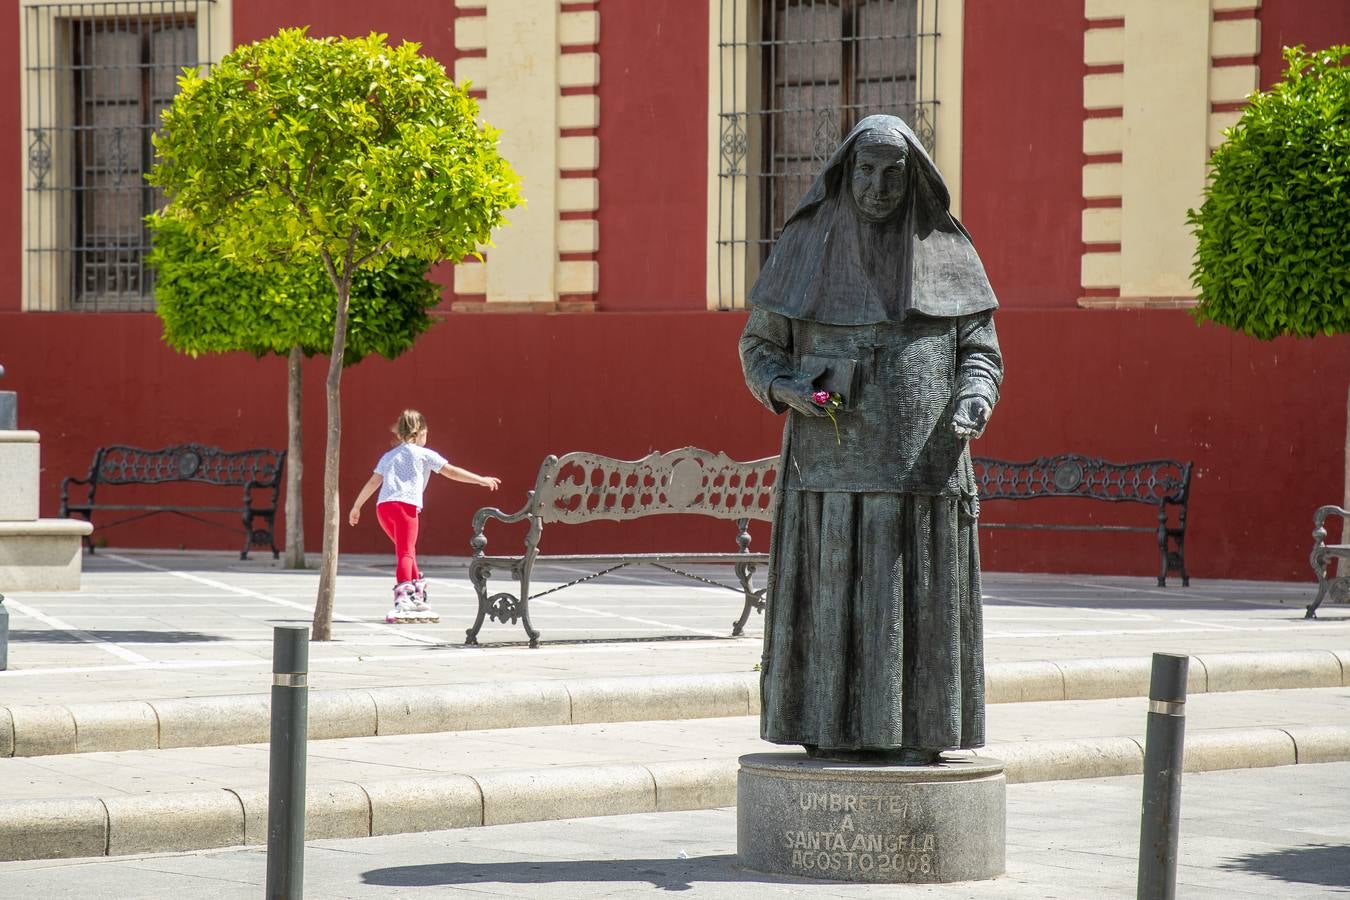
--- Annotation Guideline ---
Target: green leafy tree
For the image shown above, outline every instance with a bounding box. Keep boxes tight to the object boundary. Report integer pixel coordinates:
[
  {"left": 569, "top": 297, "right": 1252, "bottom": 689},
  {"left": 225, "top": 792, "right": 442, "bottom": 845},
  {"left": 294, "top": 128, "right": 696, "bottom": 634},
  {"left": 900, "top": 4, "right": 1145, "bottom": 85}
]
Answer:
[
  {"left": 1189, "top": 45, "right": 1350, "bottom": 538},
  {"left": 149, "top": 28, "right": 520, "bottom": 639},
  {"left": 148, "top": 216, "right": 443, "bottom": 570}
]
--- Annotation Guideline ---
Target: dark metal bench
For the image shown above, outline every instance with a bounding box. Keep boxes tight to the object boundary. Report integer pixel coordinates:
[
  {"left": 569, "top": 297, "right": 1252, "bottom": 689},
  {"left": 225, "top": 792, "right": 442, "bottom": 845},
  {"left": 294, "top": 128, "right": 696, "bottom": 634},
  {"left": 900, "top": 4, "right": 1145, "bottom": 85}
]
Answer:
[
  {"left": 973, "top": 454, "right": 1193, "bottom": 586},
  {"left": 465, "top": 447, "right": 778, "bottom": 648},
  {"left": 59, "top": 444, "right": 286, "bottom": 560},
  {"left": 1307, "top": 505, "right": 1350, "bottom": 619}
]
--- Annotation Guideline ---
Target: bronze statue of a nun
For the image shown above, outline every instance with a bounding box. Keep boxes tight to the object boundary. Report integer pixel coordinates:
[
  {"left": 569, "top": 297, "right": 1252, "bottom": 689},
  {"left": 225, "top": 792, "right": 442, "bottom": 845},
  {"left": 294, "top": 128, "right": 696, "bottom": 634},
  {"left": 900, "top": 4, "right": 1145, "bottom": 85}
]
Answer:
[{"left": 739, "top": 114, "right": 1004, "bottom": 765}]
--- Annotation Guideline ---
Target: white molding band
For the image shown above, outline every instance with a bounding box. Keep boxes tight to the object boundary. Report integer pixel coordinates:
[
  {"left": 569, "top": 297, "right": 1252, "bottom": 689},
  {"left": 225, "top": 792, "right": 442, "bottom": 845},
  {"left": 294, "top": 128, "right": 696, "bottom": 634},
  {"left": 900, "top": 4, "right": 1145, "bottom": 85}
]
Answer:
[
  {"left": 1079, "top": 0, "right": 1258, "bottom": 307},
  {"left": 454, "top": 1, "right": 600, "bottom": 308},
  {"left": 1207, "top": 6, "right": 1261, "bottom": 152}
]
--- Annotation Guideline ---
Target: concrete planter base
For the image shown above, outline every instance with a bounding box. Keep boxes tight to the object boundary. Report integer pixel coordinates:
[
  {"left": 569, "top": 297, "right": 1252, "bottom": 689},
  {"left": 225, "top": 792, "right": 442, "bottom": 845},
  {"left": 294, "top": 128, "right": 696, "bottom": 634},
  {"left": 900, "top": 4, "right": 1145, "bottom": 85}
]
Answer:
[{"left": 0, "top": 520, "right": 93, "bottom": 591}]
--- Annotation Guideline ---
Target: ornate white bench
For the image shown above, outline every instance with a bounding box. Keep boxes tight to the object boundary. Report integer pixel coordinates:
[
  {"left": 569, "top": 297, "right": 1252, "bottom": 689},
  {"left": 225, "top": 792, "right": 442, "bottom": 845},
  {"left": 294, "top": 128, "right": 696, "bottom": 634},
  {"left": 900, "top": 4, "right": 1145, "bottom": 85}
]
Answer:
[
  {"left": 1307, "top": 505, "right": 1350, "bottom": 619},
  {"left": 465, "top": 447, "right": 778, "bottom": 648}
]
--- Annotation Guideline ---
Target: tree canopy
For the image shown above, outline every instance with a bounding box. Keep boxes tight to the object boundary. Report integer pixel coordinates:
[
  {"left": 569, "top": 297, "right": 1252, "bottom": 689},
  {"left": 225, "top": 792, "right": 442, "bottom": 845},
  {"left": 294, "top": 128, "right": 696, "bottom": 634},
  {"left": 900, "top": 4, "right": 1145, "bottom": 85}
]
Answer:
[
  {"left": 1189, "top": 45, "right": 1350, "bottom": 339},
  {"left": 149, "top": 217, "right": 442, "bottom": 364},
  {"left": 148, "top": 27, "right": 519, "bottom": 273}
]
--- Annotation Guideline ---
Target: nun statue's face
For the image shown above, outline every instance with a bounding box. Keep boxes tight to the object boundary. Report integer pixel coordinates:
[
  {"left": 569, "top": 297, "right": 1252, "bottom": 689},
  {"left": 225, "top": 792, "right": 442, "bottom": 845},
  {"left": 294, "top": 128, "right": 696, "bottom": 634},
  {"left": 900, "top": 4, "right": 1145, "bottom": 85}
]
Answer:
[{"left": 850, "top": 140, "right": 909, "bottom": 223}]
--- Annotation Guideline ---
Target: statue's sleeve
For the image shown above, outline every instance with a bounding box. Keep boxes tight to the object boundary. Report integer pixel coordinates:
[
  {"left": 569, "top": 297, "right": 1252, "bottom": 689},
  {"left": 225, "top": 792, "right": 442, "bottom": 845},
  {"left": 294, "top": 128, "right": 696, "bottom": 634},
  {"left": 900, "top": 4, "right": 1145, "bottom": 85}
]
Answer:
[
  {"left": 956, "top": 311, "right": 1003, "bottom": 408},
  {"left": 739, "top": 308, "right": 795, "bottom": 415}
]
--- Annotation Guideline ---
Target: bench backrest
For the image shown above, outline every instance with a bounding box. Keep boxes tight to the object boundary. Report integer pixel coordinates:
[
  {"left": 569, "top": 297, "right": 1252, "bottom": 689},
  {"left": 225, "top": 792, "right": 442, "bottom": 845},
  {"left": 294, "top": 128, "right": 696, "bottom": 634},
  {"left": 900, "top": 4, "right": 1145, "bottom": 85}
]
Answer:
[
  {"left": 973, "top": 454, "right": 1192, "bottom": 506},
  {"left": 530, "top": 447, "right": 778, "bottom": 525},
  {"left": 90, "top": 444, "right": 285, "bottom": 488}
]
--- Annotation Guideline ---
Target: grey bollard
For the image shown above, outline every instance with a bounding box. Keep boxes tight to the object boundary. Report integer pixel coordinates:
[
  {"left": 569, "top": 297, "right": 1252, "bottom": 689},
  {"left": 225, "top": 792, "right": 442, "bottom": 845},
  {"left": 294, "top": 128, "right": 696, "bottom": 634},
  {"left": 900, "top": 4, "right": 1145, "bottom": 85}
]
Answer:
[
  {"left": 0, "top": 594, "right": 8, "bottom": 671},
  {"left": 1137, "top": 652, "right": 1188, "bottom": 900},
  {"left": 266, "top": 625, "right": 309, "bottom": 900}
]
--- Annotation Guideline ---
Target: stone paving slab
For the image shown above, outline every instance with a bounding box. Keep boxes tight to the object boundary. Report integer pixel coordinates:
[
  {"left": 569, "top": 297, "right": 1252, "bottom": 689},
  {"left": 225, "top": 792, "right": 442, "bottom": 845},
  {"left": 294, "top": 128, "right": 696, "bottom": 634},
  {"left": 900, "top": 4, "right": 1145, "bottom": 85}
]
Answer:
[
  {"left": 0, "top": 762, "right": 1345, "bottom": 897},
  {"left": 0, "top": 550, "right": 1344, "bottom": 709}
]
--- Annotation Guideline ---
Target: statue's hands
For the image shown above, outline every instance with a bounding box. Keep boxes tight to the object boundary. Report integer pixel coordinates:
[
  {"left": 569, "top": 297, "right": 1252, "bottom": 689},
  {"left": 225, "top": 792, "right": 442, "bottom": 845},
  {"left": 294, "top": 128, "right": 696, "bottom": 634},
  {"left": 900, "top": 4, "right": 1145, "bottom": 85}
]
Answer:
[
  {"left": 770, "top": 376, "right": 829, "bottom": 417},
  {"left": 952, "top": 396, "right": 992, "bottom": 440}
]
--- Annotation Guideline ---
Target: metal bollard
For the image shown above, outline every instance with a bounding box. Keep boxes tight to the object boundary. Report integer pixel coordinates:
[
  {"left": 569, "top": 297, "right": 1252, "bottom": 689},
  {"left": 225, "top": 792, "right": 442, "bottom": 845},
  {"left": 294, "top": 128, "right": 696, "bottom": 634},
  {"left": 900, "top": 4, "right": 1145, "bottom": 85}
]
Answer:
[
  {"left": 1137, "top": 652, "right": 1188, "bottom": 900},
  {"left": 266, "top": 625, "right": 309, "bottom": 900},
  {"left": 0, "top": 594, "right": 8, "bottom": 671}
]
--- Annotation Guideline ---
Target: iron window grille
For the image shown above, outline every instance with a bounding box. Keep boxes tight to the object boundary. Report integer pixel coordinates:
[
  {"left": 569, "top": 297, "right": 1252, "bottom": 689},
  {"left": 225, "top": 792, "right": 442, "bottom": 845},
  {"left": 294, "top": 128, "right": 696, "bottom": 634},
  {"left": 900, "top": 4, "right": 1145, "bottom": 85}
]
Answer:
[
  {"left": 715, "top": 0, "right": 939, "bottom": 309},
  {"left": 23, "top": 1, "right": 215, "bottom": 312}
]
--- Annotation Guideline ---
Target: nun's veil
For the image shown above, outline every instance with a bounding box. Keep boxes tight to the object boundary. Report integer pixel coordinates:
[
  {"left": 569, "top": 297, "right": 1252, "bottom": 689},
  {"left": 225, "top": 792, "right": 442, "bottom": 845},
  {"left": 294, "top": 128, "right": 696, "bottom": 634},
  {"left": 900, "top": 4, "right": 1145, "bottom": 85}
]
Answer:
[{"left": 747, "top": 114, "right": 998, "bottom": 326}]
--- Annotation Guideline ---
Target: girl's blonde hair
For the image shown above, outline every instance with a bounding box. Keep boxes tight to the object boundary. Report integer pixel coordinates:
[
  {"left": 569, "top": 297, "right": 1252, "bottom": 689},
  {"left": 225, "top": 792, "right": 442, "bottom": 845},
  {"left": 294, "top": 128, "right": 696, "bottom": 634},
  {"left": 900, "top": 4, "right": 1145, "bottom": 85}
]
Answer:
[{"left": 392, "top": 409, "right": 427, "bottom": 444}]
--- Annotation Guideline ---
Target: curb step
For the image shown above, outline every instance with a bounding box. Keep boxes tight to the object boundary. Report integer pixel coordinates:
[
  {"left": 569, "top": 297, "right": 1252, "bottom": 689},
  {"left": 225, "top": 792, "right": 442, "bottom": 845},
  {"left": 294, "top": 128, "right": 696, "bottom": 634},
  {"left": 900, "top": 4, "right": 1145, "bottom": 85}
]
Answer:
[
  {"left": 3, "top": 724, "right": 1347, "bottom": 863},
  {"left": 3, "top": 648, "right": 1346, "bottom": 759}
]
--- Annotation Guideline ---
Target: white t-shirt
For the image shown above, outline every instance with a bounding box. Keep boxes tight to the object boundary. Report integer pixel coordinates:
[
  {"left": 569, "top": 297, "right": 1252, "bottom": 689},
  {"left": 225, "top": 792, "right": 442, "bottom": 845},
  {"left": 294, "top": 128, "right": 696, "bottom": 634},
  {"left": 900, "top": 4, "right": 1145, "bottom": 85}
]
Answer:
[{"left": 374, "top": 444, "right": 449, "bottom": 510}]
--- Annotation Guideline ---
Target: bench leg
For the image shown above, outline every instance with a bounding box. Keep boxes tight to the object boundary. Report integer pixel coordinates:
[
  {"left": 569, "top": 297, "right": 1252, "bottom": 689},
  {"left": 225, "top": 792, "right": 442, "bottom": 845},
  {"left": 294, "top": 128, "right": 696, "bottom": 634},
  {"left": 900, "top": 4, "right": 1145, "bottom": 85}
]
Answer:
[
  {"left": 732, "top": 561, "right": 765, "bottom": 637},
  {"left": 465, "top": 558, "right": 492, "bottom": 645},
  {"left": 74, "top": 513, "right": 95, "bottom": 554},
  {"left": 465, "top": 560, "right": 541, "bottom": 647},
  {"left": 1306, "top": 581, "right": 1329, "bottom": 620},
  {"left": 1156, "top": 522, "right": 1167, "bottom": 587},
  {"left": 1307, "top": 549, "right": 1336, "bottom": 620},
  {"left": 513, "top": 566, "right": 540, "bottom": 650},
  {"left": 1174, "top": 530, "right": 1190, "bottom": 587},
  {"left": 520, "top": 598, "right": 541, "bottom": 649},
  {"left": 1158, "top": 529, "right": 1188, "bottom": 588}
]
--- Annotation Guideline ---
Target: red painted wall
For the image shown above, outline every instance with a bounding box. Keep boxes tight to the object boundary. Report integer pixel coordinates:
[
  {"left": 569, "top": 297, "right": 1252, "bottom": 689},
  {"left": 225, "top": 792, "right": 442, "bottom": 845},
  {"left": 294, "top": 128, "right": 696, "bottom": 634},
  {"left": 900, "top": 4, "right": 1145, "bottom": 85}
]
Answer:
[
  {"left": 1260, "top": 0, "right": 1350, "bottom": 87},
  {"left": 2, "top": 309, "right": 1345, "bottom": 582},
  {"left": 596, "top": 1, "right": 710, "bottom": 311},
  {"left": 961, "top": 0, "right": 1084, "bottom": 310},
  {"left": 0, "top": 311, "right": 780, "bottom": 562},
  {"left": 232, "top": 0, "right": 456, "bottom": 61}
]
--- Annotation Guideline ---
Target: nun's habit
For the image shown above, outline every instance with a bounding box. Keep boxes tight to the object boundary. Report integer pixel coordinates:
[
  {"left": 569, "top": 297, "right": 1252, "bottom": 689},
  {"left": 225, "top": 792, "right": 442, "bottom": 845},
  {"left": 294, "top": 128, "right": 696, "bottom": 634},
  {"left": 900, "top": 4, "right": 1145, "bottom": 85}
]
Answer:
[{"left": 739, "top": 115, "right": 1004, "bottom": 757}]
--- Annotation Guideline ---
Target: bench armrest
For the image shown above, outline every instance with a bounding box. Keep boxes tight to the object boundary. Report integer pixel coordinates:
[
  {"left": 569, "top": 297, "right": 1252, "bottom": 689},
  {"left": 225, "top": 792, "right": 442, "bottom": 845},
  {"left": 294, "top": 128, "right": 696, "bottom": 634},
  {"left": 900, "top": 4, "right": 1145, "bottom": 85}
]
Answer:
[
  {"left": 59, "top": 475, "right": 93, "bottom": 515},
  {"left": 242, "top": 478, "right": 282, "bottom": 509},
  {"left": 470, "top": 491, "right": 538, "bottom": 557},
  {"left": 1313, "top": 505, "right": 1350, "bottom": 546}
]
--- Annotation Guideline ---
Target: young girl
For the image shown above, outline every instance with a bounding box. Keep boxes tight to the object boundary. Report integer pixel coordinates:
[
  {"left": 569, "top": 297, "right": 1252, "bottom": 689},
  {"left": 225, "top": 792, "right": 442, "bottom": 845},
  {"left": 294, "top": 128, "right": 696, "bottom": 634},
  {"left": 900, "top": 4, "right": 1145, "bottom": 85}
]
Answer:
[{"left": 348, "top": 409, "right": 500, "bottom": 623}]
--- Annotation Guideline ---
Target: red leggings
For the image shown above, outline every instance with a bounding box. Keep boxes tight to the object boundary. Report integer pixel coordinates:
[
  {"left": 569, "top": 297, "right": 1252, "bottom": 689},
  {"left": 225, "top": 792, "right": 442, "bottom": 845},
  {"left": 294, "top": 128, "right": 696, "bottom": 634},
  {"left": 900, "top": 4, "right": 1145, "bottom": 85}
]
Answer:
[{"left": 376, "top": 501, "right": 421, "bottom": 584}]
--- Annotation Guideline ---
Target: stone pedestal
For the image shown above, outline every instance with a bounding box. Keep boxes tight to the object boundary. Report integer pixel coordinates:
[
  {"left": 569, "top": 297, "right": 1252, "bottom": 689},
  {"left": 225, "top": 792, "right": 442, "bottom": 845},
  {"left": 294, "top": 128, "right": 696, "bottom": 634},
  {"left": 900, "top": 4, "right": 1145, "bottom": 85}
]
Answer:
[
  {"left": 0, "top": 431, "right": 40, "bottom": 521},
  {"left": 737, "top": 753, "right": 1005, "bottom": 884},
  {"left": 0, "top": 430, "right": 91, "bottom": 592}
]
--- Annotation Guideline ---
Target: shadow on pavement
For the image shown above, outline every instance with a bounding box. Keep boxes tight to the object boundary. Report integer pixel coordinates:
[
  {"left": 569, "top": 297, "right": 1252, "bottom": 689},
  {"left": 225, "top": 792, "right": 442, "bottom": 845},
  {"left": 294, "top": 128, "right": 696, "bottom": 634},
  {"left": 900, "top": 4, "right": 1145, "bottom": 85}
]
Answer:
[
  {"left": 5, "top": 629, "right": 226, "bottom": 644},
  {"left": 362, "top": 855, "right": 812, "bottom": 891},
  {"left": 1220, "top": 844, "right": 1350, "bottom": 890},
  {"left": 442, "top": 634, "right": 742, "bottom": 650}
]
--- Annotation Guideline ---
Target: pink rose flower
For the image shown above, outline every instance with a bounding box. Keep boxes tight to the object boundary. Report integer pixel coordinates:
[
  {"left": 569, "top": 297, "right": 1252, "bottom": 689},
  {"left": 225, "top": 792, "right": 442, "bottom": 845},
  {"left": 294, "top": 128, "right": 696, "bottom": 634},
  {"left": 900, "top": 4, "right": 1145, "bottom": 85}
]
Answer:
[{"left": 811, "top": 390, "right": 831, "bottom": 405}]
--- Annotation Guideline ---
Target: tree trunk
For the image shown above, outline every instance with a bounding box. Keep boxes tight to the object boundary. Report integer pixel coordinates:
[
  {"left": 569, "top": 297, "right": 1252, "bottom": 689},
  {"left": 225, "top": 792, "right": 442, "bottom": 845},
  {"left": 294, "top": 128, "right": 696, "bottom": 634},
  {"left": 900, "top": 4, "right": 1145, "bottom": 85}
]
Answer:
[
  {"left": 283, "top": 346, "right": 306, "bottom": 570},
  {"left": 312, "top": 268, "right": 353, "bottom": 642}
]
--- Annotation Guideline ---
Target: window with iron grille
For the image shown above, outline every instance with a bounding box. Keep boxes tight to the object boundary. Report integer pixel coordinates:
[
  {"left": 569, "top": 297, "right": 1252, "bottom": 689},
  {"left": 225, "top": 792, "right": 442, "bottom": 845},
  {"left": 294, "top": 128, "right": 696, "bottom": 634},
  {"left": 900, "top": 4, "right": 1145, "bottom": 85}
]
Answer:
[
  {"left": 23, "top": 1, "right": 215, "bottom": 312},
  {"left": 714, "top": 0, "right": 939, "bottom": 309}
]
